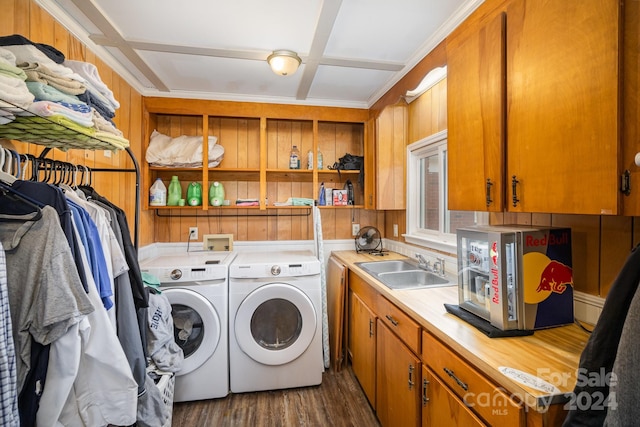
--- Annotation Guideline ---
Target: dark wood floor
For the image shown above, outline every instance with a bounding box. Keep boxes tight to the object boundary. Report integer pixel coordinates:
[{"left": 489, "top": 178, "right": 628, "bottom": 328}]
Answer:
[{"left": 171, "top": 366, "right": 380, "bottom": 426}]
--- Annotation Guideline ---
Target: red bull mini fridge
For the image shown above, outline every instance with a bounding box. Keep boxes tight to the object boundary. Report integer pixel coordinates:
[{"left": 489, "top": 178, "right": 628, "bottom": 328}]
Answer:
[{"left": 456, "top": 225, "right": 574, "bottom": 331}]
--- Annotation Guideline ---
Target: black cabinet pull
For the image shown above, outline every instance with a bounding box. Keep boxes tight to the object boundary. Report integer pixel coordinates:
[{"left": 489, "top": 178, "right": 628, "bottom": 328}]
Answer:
[
  {"left": 621, "top": 170, "right": 631, "bottom": 196},
  {"left": 422, "top": 378, "right": 430, "bottom": 406},
  {"left": 408, "top": 364, "right": 415, "bottom": 390},
  {"left": 368, "top": 319, "right": 374, "bottom": 337},
  {"left": 511, "top": 175, "right": 520, "bottom": 207},
  {"left": 485, "top": 178, "right": 493, "bottom": 207},
  {"left": 385, "top": 314, "right": 399, "bottom": 327},
  {"left": 443, "top": 367, "right": 468, "bottom": 391}
]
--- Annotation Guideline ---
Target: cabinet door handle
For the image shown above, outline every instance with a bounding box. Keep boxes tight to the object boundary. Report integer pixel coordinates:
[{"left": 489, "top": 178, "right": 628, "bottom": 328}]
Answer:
[
  {"left": 385, "top": 314, "right": 399, "bottom": 327},
  {"left": 422, "top": 378, "right": 430, "bottom": 406},
  {"left": 621, "top": 170, "right": 631, "bottom": 196},
  {"left": 443, "top": 367, "right": 468, "bottom": 391},
  {"left": 511, "top": 175, "right": 520, "bottom": 207},
  {"left": 408, "top": 364, "right": 415, "bottom": 390},
  {"left": 485, "top": 178, "right": 493, "bottom": 207},
  {"left": 368, "top": 319, "right": 374, "bottom": 337}
]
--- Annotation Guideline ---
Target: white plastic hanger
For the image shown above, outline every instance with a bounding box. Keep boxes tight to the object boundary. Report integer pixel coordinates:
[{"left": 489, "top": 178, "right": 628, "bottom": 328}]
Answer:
[{"left": 0, "top": 147, "right": 16, "bottom": 184}]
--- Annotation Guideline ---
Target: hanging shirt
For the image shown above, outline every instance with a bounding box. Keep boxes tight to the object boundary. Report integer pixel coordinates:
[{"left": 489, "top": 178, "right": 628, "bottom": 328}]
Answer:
[
  {"left": 0, "top": 240, "right": 19, "bottom": 427},
  {"left": 6, "top": 180, "right": 89, "bottom": 292},
  {"left": 0, "top": 207, "right": 94, "bottom": 393},
  {"left": 36, "top": 219, "right": 137, "bottom": 427}
]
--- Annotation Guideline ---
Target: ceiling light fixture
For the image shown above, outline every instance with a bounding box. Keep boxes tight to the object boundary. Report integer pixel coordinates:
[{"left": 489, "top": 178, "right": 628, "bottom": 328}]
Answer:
[{"left": 267, "top": 50, "right": 302, "bottom": 76}]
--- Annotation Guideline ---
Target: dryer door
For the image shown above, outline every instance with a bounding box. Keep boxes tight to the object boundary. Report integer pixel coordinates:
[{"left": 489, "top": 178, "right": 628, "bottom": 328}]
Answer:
[
  {"left": 234, "top": 283, "right": 317, "bottom": 366},
  {"left": 164, "top": 288, "right": 221, "bottom": 375}
]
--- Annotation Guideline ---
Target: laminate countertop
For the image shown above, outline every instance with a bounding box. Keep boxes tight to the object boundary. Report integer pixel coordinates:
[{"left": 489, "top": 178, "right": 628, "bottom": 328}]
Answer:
[{"left": 331, "top": 250, "right": 591, "bottom": 412}]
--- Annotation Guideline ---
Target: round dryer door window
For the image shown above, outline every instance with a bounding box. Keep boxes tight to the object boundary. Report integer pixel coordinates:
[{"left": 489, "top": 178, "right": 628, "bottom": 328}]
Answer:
[
  {"left": 164, "top": 288, "right": 221, "bottom": 375},
  {"left": 234, "top": 283, "right": 317, "bottom": 366}
]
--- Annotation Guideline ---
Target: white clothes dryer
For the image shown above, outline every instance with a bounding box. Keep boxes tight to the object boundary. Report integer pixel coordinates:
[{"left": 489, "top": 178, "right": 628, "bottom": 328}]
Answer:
[
  {"left": 139, "top": 251, "right": 236, "bottom": 402},
  {"left": 229, "top": 250, "right": 323, "bottom": 393}
]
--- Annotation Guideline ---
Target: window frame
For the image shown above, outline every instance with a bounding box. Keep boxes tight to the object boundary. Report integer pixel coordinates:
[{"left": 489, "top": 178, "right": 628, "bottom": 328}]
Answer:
[{"left": 404, "top": 129, "right": 487, "bottom": 253}]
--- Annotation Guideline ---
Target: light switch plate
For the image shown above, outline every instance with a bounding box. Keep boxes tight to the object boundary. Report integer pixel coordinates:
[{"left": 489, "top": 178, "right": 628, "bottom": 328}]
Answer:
[{"left": 203, "top": 234, "right": 234, "bottom": 251}]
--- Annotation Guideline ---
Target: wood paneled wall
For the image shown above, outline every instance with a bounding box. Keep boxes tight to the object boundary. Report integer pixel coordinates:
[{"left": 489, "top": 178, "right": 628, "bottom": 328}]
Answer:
[
  {"left": 5, "top": 0, "right": 637, "bottom": 299},
  {"left": 0, "top": 0, "right": 149, "bottom": 246}
]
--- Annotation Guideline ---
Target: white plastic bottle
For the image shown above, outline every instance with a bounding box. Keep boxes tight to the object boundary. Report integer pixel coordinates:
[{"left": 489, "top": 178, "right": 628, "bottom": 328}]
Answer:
[
  {"left": 149, "top": 178, "right": 167, "bottom": 206},
  {"left": 307, "top": 149, "right": 314, "bottom": 169}
]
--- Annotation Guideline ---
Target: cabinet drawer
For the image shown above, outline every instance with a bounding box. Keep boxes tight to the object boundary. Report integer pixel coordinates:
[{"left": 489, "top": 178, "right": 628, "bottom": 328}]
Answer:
[
  {"left": 377, "top": 295, "right": 420, "bottom": 354},
  {"left": 422, "top": 332, "right": 524, "bottom": 427},
  {"left": 349, "top": 271, "right": 377, "bottom": 309}
]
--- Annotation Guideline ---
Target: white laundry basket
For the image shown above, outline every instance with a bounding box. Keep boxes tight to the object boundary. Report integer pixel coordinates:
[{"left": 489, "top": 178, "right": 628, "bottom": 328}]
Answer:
[{"left": 156, "top": 371, "right": 175, "bottom": 427}]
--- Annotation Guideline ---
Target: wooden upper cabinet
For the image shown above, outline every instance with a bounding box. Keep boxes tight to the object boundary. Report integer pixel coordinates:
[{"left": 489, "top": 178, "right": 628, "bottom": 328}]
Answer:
[
  {"left": 447, "top": 12, "right": 506, "bottom": 212},
  {"left": 506, "top": 0, "right": 620, "bottom": 214},
  {"left": 448, "top": 0, "right": 623, "bottom": 215},
  {"left": 375, "top": 102, "right": 407, "bottom": 210},
  {"left": 621, "top": 0, "right": 640, "bottom": 216}
]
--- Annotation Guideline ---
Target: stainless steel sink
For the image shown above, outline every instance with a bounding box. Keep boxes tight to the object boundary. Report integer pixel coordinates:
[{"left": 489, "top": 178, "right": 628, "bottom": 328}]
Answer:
[
  {"left": 355, "top": 260, "right": 455, "bottom": 290},
  {"left": 377, "top": 270, "right": 450, "bottom": 289},
  {"left": 356, "top": 260, "right": 418, "bottom": 274}
]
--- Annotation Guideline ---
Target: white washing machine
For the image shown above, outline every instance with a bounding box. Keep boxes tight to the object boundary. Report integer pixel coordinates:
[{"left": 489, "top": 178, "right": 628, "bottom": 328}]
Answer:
[
  {"left": 139, "top": 250, "right": 236, "bottom": 402},
  {"left": 229, "top": 250, "right": 324, "bottom": 393}
]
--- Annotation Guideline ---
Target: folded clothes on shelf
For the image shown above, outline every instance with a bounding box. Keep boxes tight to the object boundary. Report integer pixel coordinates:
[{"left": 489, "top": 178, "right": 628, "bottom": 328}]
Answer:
[
  {"left": 273, "top": 197, "right": 314, "bottom": 206},
  {"left": 235, "top": 198, "right": 259, "bottom": 207}
]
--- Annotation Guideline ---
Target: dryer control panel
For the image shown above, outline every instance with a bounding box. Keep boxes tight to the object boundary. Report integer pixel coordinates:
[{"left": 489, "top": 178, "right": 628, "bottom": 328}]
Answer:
[{"left": 229, "top": 250, "right": 321, "bottom": 278}]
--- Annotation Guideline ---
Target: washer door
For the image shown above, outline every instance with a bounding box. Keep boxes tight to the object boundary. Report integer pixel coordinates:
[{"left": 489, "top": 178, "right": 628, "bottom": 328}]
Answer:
[
  {"left": 164, "top": 288, "right": 221, "bottom": 375},
  {"left": 234, "top": 283, "right": 317, "bottom": 366}
]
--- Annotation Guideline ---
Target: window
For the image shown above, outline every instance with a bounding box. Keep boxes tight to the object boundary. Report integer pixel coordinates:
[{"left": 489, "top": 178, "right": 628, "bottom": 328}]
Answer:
[{"left": 405, "top": 130, "right": 486, "bottom": 252}]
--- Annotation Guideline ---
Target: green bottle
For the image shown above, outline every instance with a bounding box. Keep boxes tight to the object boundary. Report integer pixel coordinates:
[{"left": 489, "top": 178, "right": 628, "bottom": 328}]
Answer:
[
  {"left": 209, "top": 181, "right": 225, "bottom": 206},
  {"left": 187, "top": 182, "right": 202, "bottom": 206},
  {"left": 167, "top": 175, "right": 182, "bottom": 206}
]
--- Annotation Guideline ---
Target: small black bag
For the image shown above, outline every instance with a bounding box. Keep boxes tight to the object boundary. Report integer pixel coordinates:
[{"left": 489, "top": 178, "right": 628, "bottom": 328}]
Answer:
[{"left": 329, "top": 153, "right": 364, "bottom": 187}]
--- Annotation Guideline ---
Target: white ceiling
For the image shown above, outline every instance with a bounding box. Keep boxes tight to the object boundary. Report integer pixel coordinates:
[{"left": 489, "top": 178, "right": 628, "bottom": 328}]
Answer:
[{"left": 39, "top": 0, "right": 483, "bottom": 108}]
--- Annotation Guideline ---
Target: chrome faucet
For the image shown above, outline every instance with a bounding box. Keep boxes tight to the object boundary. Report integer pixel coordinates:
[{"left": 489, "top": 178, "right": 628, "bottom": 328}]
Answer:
[
  {"left": 415, "top": 253, "right": 431, "bottom": 270},
  {"left": 416, "top": 253, "right": 447, "bottom": 277},
  {"left": 433, "top": 257, "right": 446, "bottom": 277}
]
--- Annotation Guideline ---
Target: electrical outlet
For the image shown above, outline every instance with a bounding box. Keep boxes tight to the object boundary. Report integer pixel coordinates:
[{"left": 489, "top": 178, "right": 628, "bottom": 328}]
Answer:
[
  {"left": 189, "top": 227, "right": 198, "bottom": 240},
  {"left": 393, "top": 224, "right": 398, "bottom": 237},
  {"left": 352, "top": 223, "right": 360, "bottom": 236}
]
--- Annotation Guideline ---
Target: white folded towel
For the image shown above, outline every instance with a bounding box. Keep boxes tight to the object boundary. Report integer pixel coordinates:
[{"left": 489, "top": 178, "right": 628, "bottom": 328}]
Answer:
[
  {"left": 64, "top": 60, "right": 120, "bottom": 110},
  {"left": 0, "top": 73, "right": 35, "bottom": 111},
  {"left": 3, "top": 44, "right": 85, "bottom": 82}
]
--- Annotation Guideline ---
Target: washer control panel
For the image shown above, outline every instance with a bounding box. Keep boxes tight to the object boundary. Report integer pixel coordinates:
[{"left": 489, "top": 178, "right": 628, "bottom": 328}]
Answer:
[{"left": 142, "top": 266, "right": 226, "bottom": 283}]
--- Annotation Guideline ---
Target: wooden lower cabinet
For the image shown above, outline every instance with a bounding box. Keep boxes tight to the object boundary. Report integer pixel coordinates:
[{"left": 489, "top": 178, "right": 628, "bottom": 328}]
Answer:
[
  {"left": 376, "top": 320, "right": 421, "bottom": 427},
  {"left": 422, "top": 366, "right": 485, "bottom": 427},
  {"left": 422, "top": 331, "right": 524, "bottom": 426},
  {"left": 349, "top": 290, "right": 377, "bottom": 408}
]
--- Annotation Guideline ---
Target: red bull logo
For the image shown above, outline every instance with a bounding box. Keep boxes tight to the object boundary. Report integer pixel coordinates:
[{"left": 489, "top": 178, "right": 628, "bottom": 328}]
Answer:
[
  {"left": 490, "top": 241, "right": 500, "bottom": 304},
  {"left": 490, "top": 241, "right": 498, "bottom": 266},
  {"left": 523, "top": 252, "right": 573, "bottom": 305},
  {"left": 536, "top": 260, "right": 573, "bottom": 294},
  {"left": 525, "top": 232, "right": 570, "bottom": 248}
]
